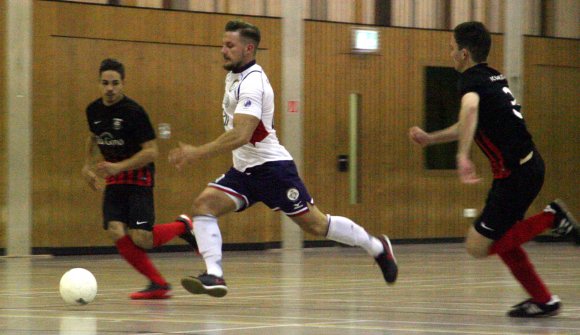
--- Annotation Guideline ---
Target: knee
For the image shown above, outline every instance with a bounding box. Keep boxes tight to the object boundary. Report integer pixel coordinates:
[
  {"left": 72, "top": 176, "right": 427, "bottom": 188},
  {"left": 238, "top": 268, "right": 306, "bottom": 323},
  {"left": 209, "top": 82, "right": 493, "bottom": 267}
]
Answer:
[
  {"left": 191, "top": 196, "right": 211, "bottom": 215},
  {"left": 107, "top": 222, "right": 125, "bottom": 242},
  {"left": 129, "top": 230, "right": 153, "bottom": 249},
  {"left": 294, "top": 213, "right": 329, "bottom": 237},
  {"left": 303, "top": 220, "right": 328, "bottom": 237},
  {"left": 465, "top": 243, "right": 489, "bottom": 259},
  {"left": 191, "top": 193, "right": 225, "bottom": 217},
  {"left": 465, "top": 226, "right": 493, "bottom": 259}
]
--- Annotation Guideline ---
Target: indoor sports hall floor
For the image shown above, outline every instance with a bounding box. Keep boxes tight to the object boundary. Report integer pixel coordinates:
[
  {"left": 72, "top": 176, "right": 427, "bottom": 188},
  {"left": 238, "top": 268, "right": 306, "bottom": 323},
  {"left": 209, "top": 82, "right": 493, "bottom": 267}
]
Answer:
[{"left": 1, "top": 242, "right": 579, "bottom": 335}]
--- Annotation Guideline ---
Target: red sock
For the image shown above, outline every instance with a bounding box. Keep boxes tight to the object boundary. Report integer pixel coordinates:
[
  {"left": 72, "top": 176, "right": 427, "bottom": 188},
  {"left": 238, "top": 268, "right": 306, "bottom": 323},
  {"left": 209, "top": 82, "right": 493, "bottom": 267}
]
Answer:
[
  {"left": 152, "top": 221, "right": 187, "bottom": 247},
  {"left": 489, "top": 211, "right": 554, "bottom": 255},
  {"left": 115, "top": 236, "right": 167, "bottom": 285},
  {"left": 498, "top": 246, "right": 551, "bottom": 304}
]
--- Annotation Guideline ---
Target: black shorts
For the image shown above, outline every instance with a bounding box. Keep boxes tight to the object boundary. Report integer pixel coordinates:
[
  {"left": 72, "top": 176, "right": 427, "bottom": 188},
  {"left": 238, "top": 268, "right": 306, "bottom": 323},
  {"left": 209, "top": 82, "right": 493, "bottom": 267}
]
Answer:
[
  {"left": 474, "top": 150, "right": 545, "bottom": 240},
  {"left": 103, "top": 184, "right": 155, "bottom": 231}
]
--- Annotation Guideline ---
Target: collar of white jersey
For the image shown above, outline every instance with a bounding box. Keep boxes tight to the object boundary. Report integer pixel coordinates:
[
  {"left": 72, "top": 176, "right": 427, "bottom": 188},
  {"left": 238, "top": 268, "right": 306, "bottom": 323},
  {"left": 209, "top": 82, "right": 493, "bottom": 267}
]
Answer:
[{"left": 232, "top": 60, "right": 256, "bottom": 74}]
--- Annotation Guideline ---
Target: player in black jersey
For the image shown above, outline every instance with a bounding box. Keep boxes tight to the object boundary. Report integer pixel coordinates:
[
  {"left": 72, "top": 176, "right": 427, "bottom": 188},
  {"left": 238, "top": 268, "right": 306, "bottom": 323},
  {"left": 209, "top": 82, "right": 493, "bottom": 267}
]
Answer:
[
  {"left": 409, "top": 22, "right": 577, "bottom": 317},
  {"left": 82, "top": 59, "right": 198, "bottom": 299}
]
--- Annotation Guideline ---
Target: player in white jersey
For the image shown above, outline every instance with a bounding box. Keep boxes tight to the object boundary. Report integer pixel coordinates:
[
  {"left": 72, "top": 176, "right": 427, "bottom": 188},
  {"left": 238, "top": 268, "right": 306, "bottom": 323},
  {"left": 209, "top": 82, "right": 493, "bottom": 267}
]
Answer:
[
  {"left": 169, "top": 20, "right": 398, "bottom": 297},
  {"left": 222, "top": 60, "right": 292, "bottom": 171}
]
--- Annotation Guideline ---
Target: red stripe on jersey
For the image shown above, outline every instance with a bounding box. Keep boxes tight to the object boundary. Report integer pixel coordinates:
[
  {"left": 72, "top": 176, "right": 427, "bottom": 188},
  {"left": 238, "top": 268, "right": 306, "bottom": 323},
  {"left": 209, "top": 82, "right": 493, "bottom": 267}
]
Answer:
[
  {"left": 476, "top": 132, "right": 511, "bottom": 179},
  {"left": 106, "top": 175, "right": 117, "bottom": 185},
  {"left": 249, "top": 121, "right": 269, "bottom": 145},
  {"left": 145, "top": 169, "right": 153, "bottom": 186},
  {"left": 107, "top": 171, "right": 127, "bottom": 185},
  {"left": 142, "top": 169, "right": 150, "bottom": 186},
  {"left": 105, "top": 168, "right": 153, "bottom": 186},
  {"left": 475, "top": 135, "right": 496, "bottom": 164},
  {"left": 117, "top": 171, "right": 127, "bottom": 184}
]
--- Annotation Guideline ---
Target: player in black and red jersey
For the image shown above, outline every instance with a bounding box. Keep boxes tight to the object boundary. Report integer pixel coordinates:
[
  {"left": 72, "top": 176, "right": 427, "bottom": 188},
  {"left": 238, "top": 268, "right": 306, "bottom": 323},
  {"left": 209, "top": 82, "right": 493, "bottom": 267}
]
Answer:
[
  {"left": 82, "top": 58, "right": 197, "bottom": 299},
  {"left": 409, "top": 22, "right": 577, "bottom": 317}
]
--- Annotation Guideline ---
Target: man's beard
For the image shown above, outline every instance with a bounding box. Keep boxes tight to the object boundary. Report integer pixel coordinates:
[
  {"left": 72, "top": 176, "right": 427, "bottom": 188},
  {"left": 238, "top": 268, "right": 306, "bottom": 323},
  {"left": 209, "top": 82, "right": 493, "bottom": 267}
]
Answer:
[{"left": 223, "top": 60, "right": 242, "bottom": 71}]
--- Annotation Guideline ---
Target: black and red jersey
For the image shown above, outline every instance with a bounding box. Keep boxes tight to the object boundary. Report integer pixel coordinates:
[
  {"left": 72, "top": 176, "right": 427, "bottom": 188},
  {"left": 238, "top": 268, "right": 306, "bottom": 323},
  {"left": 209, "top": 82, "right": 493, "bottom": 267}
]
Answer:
[
  {"left": 86, "top": 96, "right": 156, "bottom": 186},
  {"left": 458, "top": 63, "right": 535, "bottom": 179}
]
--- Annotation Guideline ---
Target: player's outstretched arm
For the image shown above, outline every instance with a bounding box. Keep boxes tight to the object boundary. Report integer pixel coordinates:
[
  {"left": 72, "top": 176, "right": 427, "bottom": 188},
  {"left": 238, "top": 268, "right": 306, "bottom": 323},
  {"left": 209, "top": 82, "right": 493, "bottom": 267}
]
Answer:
[
  {"left": 409, "top": 126, "right": 432, "bottom": 146},
  {"left": 169, "top": 114, "right": 260, "bottom": 170},
  {"left": 409, "top": 123, "right": 460, "bottom": 147}
]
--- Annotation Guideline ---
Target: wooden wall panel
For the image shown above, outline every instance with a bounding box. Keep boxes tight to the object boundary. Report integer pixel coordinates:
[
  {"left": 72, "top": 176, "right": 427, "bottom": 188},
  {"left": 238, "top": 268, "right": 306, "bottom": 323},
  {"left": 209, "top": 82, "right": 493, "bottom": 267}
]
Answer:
[
  {"left": 0, "top": 0, "right": 6, "bottom": 248},
  {"left": 32, "top": 1, "right": 281, "bottom": 247},
  {"left": 304, "top": 21, "right": 579, "bottom": 240},
  {"left": 523, "top": 37, "right": 580, "bottom": 217},
  {"left": 24, "top": 1, "right": 580, "bottom": 248}
]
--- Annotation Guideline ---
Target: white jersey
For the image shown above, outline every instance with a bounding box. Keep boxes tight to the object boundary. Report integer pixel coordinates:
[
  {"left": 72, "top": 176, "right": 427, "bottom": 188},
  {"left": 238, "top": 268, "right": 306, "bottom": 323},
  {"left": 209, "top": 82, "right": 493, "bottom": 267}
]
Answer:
[{"left": 222, "top": 62, "right": 292, "bottom": 171}]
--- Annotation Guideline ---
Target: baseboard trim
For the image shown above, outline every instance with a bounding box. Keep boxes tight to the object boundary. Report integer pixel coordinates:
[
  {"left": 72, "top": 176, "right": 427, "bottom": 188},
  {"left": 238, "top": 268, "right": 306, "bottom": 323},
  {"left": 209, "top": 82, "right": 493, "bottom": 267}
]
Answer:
[{"left": 1, "top": 235, "right": 576, "bottom": 256}]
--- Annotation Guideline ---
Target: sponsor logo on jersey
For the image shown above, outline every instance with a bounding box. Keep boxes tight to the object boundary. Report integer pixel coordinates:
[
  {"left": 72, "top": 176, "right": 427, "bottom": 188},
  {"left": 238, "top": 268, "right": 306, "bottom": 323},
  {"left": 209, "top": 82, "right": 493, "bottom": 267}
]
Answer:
[
  {"left": 96, "top": 132, "right": 125, "bottom": 146},
  {"left": 286, "top": 188, "right": 300, "bottom": 201}
]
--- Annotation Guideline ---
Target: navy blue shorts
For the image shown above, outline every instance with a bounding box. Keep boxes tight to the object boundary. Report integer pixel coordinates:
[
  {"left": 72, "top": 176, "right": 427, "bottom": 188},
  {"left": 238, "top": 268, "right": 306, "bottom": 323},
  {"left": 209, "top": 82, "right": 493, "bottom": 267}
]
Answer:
[
  {"left": 103, "top": 184, "right": 155, "bottom": 231},
  {"left": 209, "top": 160, "right": 313, "bottom": 216},
  {"left": 474, "top": 150, "right": 545, "bottom": 240}
]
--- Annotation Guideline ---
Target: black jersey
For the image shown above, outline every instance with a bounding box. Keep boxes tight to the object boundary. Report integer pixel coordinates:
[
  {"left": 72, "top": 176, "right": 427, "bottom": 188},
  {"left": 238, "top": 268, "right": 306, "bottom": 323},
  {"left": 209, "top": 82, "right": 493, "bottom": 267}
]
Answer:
[
  {"left": 86, "top": 96, "right": 156, "bottom": 186},
  {"left": 458, "top": 63, "right": 534, "bottom": 179}
]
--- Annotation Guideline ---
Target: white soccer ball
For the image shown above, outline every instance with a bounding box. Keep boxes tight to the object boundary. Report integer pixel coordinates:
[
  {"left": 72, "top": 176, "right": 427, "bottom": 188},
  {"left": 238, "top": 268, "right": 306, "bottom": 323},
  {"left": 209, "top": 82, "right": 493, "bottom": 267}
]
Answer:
[{"left": 59, "top": 268, "right": 98, "bottom": 305}]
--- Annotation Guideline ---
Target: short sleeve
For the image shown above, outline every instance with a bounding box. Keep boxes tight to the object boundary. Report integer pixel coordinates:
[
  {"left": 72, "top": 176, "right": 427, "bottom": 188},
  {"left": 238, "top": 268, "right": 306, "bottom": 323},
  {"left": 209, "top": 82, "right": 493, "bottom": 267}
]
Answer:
[
  {"left": 86, "top": 107, "right": 95, "bottom": 134},
  {"left": 458, "top": 72, "right": 486, "bottom": 97},
  {"left": 85, "top": 101, "right": 99, "bottom": 135},
  {"left": 132, "top": 107, "right": 156, "bottom": 144}
]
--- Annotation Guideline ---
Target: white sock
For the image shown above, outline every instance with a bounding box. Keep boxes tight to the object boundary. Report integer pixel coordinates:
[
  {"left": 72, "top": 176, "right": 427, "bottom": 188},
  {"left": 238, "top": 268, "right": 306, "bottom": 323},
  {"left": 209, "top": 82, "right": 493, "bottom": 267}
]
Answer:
[
  {"left": 326, "top": 215, "right": 384, "bottom": 257},
  {"left": 193, "top": 215, "right": 223, "bottom": 277}
]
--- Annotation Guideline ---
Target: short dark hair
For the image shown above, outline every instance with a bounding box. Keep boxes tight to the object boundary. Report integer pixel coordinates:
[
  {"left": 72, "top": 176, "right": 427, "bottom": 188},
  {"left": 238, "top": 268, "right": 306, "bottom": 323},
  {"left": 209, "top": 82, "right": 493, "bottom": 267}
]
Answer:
[
  {"left": 225, "top": 20, "right": 261, "bottom": 50},
  {"left": 453, "top": 21, "right": 491, "bottom": 63},
  {"left": 99, "top": 58, "right": 125, "bottom": 79}
]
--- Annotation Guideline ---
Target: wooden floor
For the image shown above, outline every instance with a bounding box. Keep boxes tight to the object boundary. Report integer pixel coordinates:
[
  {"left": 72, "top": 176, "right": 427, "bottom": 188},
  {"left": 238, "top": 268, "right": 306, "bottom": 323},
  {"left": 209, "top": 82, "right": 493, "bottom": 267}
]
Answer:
[{"left": 0, "top": 242, "right": 579, "bottom": 335}]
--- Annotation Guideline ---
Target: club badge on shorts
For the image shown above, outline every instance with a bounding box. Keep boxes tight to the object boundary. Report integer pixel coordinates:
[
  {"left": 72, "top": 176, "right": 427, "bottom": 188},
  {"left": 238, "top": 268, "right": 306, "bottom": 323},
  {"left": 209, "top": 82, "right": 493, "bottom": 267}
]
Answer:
[{"left": 286, "top": 188, "right": 300, "bottom": 201}]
